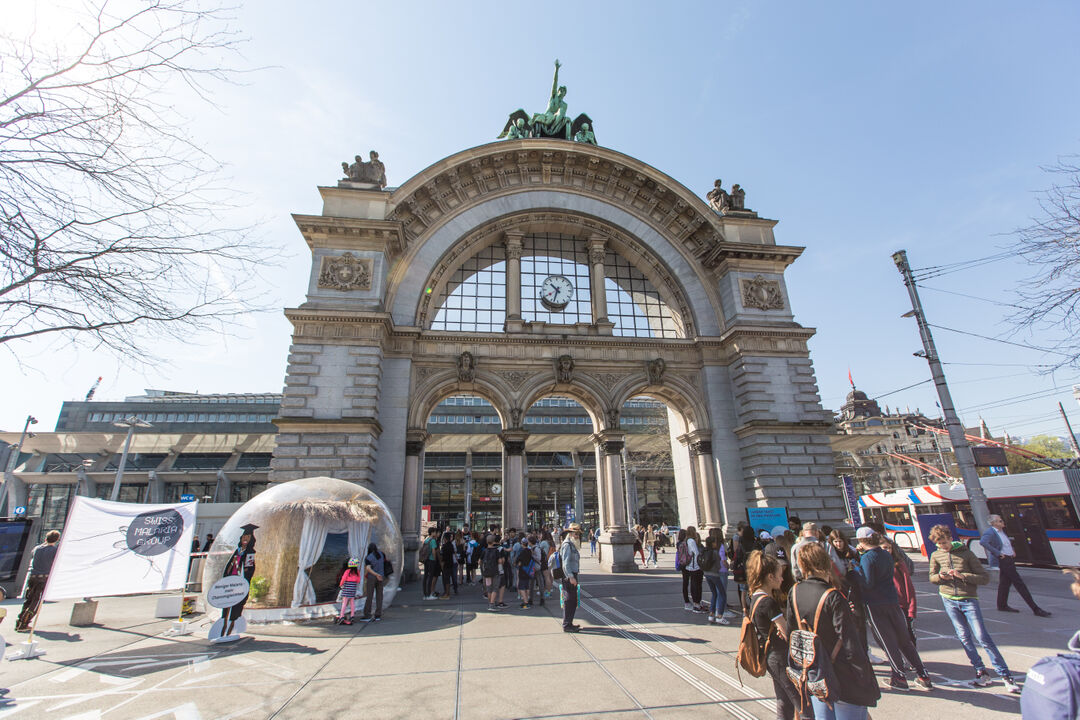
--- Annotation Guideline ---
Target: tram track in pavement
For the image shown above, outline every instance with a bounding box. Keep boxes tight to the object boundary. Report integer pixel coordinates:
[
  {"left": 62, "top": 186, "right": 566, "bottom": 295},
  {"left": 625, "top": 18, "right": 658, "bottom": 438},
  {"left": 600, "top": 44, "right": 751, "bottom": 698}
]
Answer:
[{"left": 576, "top": 589, "right": 770, "bottom": 720}]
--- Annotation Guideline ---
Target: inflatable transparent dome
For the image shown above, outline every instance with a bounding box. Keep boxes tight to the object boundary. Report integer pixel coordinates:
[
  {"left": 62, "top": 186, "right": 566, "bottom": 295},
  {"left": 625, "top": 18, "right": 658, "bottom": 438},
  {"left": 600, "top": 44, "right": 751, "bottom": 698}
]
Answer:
[{"left": 202, "top": 476, "right": 404, "bottom": 622}]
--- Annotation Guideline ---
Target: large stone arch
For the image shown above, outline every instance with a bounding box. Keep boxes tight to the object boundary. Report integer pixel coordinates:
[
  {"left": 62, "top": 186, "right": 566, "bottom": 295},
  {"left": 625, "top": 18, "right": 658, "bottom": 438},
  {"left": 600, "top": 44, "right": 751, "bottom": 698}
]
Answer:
[
  {"left": 387, "top": 189, "right": 723, "bottom": 336},
  {"left": 275, "top": 136, "right": 843, "bottom": 577}
]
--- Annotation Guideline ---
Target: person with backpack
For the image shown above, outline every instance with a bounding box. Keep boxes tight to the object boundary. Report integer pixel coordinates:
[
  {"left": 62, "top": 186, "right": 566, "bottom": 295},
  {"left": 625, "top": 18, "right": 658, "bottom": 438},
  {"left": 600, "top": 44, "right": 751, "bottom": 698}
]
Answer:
[
  {"left": 928, "top": 523, "right": 1020, "bottom": 693},
  {"left": 740, "top": 550, "right": 803, "bottom": 720},
  {"left": 420, "top": 526, "right": 441, "bottom": 600},
  {"left": 1020, "top": 567, "right": 1080, "bottom": 718},
  {"left": 559, "top": 523, "right": 582, "bottom": 632},
  {"left": 480, "top": 534, "right": 504, "bottom": 612},
  {"left": 464, "top": 532, "right": 480, "bottom": 585},
  {"left": 881, "top": 536, "right": 918, "bottom": 646},
  {"left": 787, "top": 542, "right": 880, "bottom": 720},
  {"left": 702, "top": 535, "right": 730, "bottom": 625},
  {"left": 853, "top": 527, "right": 933, "bottom": 692},
  {"left": 515, "top": 534, "right": 538, "bottom": 608},
  {"left": 645, "top": 525, "right": 658, "bottom": 567}
]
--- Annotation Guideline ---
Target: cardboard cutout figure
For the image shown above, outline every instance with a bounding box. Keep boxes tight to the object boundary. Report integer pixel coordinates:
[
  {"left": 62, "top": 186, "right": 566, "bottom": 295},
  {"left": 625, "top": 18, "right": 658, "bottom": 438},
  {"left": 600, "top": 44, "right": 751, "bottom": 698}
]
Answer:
[{"left": 210, "top": 523, "right": 257, "bottom": 639}]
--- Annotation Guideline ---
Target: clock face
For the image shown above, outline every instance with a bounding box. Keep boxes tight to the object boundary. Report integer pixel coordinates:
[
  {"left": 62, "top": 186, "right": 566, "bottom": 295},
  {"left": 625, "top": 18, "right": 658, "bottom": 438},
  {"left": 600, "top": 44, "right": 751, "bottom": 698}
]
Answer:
[{"left": 540, "top": 275, "right": 574, "bottom": 310}]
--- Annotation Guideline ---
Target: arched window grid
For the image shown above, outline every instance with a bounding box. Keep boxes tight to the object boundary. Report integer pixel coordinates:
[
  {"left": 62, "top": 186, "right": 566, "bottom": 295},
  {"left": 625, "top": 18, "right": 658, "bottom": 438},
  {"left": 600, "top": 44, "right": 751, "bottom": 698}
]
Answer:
[{"left": 430, "top": 233, "right": 684, "bottom": 339}]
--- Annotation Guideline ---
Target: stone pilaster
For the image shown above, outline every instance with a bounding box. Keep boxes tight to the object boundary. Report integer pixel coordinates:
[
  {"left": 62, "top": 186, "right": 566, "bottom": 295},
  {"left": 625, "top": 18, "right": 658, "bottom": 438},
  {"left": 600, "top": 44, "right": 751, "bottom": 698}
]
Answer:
[
  {"left": 499, "top": 430, "right": 528, "bottom": 530},
  {"left": 730, "top": 354, "right": 844, "bottom": 525},
  {"left": 591, "top": 430, "right": 636, "bottom": 572},
  {"left": 504, "top": 230, "right": 524, "bottom": 333}
]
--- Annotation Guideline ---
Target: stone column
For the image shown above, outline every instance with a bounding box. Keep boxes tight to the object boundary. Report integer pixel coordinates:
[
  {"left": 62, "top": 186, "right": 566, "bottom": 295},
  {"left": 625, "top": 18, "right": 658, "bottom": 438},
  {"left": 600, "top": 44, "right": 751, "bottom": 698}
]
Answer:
[
  {"left": 401, "top": 429, "right": 428, "bottom": 581},
  {"left": 592, "top": 430, "right": 637, "bottom": 571},
  {"left": 681, "top": 430, "right": 724, "bottom": 531},
  {"left": 499, "top": 430, "right": 528, "bottom": 530},
  {"left": 573, "top": 465, "right": 585, "bottom": 525},
  {"left": 463, "top": 466, "right": 473, "bottom": 527},
  {"left": 587, "top": 235, "right": 614, "bottom": 333},
  {"left": 504, "top": 231, "right": 524, "bottom": 332}
]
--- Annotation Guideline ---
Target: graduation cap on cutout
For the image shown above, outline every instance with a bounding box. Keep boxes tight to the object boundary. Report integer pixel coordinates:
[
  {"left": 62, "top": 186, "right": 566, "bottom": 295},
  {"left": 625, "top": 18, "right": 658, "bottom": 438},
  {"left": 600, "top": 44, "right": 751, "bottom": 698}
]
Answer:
[{"left": 239, "top": 523, "right": 259, "bottom": 535}]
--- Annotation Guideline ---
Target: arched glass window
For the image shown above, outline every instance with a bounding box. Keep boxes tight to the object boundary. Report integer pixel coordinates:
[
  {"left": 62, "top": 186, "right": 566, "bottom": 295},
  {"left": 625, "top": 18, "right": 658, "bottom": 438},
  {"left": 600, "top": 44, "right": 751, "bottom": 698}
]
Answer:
[{"left": 431, "top": 233, "right": 683, "bottom": 338}]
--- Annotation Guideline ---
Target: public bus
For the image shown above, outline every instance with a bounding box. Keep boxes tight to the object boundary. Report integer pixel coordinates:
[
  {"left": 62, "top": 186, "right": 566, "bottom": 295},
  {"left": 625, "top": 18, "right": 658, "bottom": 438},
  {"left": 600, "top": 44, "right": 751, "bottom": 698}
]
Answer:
[{"left": 858, "top": 469, "right": 1080, "bottom": 567}]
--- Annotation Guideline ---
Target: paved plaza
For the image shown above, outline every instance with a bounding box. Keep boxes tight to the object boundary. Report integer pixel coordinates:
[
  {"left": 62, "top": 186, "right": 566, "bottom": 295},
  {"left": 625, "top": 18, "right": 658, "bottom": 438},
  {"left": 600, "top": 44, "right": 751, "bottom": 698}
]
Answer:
[{"left": 0, "top": 553, "right": 1074, "bottom": 719}]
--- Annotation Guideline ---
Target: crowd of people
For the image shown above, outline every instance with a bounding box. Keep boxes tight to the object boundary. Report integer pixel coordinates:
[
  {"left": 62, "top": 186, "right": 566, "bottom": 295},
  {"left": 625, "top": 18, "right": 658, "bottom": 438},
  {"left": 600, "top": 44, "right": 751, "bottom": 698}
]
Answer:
[
  {"left": 729, "top": 514, "right": 1068, "bottom": 720},
  {"left": 411, "top": 514, "right": 1074, "bottom": 719},
  {"left": 416, "top": 522, "right": 585, "bottom": 630}
]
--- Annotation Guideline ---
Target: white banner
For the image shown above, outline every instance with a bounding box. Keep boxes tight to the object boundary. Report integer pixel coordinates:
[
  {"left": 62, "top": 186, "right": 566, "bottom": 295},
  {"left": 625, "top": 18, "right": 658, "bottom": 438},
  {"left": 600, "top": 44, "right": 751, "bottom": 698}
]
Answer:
[{"left": 44, "top": 497, "right": 198, "bottom": 601}]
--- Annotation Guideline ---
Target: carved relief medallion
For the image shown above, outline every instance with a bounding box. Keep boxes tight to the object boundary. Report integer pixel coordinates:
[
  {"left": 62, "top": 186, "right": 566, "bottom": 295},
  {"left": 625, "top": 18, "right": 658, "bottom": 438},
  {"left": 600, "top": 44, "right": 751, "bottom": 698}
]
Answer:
[
  {"left": 318, "top": 252, "right": 373, "bottom": 291},
  {"left": 740, "top": 275, "right": 785, "bottom": 311}
]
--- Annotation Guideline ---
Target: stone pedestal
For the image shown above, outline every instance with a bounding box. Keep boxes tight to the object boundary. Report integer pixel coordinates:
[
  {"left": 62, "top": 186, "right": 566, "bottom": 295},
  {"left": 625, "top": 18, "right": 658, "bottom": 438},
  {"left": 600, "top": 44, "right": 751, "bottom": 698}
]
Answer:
[
  {"left": 597, "top": 530, "right": 638, "bottom": 572},
  {"left": 70, "top": 600, "right": 98, "bottom": 627}
]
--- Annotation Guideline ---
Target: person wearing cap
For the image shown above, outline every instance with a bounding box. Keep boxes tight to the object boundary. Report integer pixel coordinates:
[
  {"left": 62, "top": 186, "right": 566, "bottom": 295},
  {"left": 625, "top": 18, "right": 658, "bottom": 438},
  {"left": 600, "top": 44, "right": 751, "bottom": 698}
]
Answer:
[
  {"left": 337, "top": 557, "right": 363, "bottom": 625},
  {"left": 762, "top": 527, "right": 795, "bottom": 595},
  {"left": 791, "top": 521, "right": 844, "bottom": 582},
  {"left": 559, "top": 523, "right": 582, "bottom": 632},
  {"left": 854, "top": 526, "right": 933, "bottom": 692}
]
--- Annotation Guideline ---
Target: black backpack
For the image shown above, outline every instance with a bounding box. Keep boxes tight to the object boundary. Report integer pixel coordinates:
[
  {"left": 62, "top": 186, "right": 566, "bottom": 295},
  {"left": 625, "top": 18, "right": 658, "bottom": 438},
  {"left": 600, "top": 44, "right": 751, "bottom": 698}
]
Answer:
[
  {"left": 786, "top": 585, "right": 842, "bottom": 712},
  {"left": 481, "top": 547, "right": 500, "bottom": 578},
  {"left": 699, "top": 547, "right": 717, "bottom": 572}
]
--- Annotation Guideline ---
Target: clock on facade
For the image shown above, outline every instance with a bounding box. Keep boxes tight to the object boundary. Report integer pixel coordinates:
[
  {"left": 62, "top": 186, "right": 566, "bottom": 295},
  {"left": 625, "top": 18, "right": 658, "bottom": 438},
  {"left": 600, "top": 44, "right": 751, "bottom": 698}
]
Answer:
[{"left": 539, "top": 275, "right": 574, "bottom": 310}]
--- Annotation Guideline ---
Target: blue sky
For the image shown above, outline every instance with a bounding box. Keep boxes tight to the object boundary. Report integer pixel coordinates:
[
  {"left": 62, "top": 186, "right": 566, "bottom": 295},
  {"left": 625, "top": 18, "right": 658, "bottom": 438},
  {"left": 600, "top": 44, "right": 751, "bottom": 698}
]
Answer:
[{"left": 4, "top": 1, "right": 1080, "bottom": 440}]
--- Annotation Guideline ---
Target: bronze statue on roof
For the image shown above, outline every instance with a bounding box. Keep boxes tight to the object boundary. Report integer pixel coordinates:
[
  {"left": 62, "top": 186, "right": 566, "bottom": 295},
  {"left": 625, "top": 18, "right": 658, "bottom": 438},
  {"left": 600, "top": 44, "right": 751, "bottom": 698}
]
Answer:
[{"left": 497, "top": 60, "right": 597, "bottom": 145}]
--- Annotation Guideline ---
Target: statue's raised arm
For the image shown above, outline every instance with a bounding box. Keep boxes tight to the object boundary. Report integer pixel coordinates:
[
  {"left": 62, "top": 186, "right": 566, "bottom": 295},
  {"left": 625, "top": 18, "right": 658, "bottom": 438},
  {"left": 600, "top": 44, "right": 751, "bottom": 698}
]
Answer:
[{"left": 549, "top": 59, "right": 562, "bottom": 101}]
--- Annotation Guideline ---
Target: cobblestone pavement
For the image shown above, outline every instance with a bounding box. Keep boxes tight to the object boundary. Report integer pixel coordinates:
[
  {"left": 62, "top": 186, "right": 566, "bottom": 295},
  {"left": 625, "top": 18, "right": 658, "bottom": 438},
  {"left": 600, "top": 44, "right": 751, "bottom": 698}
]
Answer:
[{"left": 0, "top": 552, "right": 1073, "bottom": 719}]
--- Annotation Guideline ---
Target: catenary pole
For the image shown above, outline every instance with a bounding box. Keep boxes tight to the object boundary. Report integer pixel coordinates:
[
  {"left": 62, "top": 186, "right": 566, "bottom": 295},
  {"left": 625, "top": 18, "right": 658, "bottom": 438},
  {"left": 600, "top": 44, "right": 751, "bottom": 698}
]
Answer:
[
  {"left": 1058, "top": 402, "right": 1080, "bottom": 459},
  {"left": 892, "top": 250, "right": 992, "bottom": 535}
]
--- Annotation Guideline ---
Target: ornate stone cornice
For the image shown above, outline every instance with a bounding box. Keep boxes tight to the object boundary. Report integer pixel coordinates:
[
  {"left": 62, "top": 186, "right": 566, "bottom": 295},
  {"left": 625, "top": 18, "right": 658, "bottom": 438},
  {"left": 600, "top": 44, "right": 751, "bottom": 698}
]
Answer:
[
  {"left": 385, "top": 140, "right": 753, "bottom": 273},
  {"left": 292, "top": 215, "right": 405, "bottom": 257},
  {"left": 732, "top": 420, "right": 835, "bottom": 440},
  {"left": 272, "top": 418, "right": 383, "bottom": 437}
]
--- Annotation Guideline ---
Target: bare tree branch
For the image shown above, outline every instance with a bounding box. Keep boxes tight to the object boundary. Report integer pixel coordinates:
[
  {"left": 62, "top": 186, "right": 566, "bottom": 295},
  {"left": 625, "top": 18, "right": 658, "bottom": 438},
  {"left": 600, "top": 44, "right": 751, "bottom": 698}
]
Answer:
[
  {"left": 1010, "top": 156, "right": 1080, "bottom": 367},
  {"left": 0, "top": 0, "right": 275, "bottom": 365}
]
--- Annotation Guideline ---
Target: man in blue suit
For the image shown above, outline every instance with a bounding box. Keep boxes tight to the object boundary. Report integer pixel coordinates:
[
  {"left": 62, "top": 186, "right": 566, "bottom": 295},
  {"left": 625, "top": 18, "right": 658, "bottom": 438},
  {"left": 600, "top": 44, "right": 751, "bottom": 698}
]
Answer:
[{"left": 980, "top": 514, "right": 1051, "bottom": 617}]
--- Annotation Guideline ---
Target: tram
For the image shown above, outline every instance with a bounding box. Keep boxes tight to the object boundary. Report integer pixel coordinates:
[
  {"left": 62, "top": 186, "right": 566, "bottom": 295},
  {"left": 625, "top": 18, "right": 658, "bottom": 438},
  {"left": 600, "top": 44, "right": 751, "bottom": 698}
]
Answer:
[{"left": 858, "top": 469, "right": 1080, "bottom": 567}]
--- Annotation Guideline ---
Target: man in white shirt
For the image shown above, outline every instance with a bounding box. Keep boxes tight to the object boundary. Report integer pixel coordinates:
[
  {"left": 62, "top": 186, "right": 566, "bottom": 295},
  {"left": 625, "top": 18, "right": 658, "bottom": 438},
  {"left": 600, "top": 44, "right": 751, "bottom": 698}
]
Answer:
[{"left": 980, "top": 514, "right": 1051, "bottom": 617}]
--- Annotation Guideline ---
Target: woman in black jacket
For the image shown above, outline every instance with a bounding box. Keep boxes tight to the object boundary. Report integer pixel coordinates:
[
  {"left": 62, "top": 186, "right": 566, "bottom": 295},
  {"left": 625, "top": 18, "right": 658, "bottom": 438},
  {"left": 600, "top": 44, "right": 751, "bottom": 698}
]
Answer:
[{"left": 786, "top": 543, "right": 880, "bottom": 720}]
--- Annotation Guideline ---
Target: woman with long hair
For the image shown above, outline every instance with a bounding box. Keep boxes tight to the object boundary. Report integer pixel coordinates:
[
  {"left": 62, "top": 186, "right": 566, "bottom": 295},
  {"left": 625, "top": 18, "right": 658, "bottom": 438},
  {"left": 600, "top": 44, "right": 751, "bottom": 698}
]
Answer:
[
  {"left": 685, "top": 526, "right": 705, "bottom": 613},
  {"left": 677, "top": 528, "right": 691, "bottom": 610},
  {"left": 702, "top": 534, "right": 730, "bottom": 624},
  {"left": 787, "top": 543, "right": 880, "bottom": 720},
  {"left": 745, "top": 550, "right": 801, "bottom": 720},
  {"left": 361, "top": 541, "right": 388, "bottom": 621}
]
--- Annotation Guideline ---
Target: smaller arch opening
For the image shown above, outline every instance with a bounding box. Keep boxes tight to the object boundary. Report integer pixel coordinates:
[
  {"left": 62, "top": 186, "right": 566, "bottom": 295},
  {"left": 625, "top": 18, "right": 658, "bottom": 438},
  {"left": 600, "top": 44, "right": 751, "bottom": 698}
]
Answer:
[{"left": 423, "top": 393, "right": 504, "bottom": 530}]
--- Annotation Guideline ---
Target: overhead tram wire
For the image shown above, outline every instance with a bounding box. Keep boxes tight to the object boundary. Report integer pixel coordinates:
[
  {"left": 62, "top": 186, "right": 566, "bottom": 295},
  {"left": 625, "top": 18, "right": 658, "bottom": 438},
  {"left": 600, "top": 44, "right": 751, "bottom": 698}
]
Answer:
[
  {"left": 927, "top": 323, "right": 1072, "bottom": 357},
  {"left": 918, "top": 285, "right": 1025, "bottom": 310},
  {"left": 911, "top": 250, "right": 1016, "bottom": 282},
  {"left": 943, "top": 361, "right": 1059, "bottom": 369}
]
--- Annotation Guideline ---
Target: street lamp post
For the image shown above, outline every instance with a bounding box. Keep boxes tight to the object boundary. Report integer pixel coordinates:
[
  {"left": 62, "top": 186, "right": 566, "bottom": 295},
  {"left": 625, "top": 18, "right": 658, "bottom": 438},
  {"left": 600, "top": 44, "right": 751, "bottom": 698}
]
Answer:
[
  {"left": 111, "top": 416, "right": 152, "bottom": 502},
  {"left": 2, "top": 415, "right": 37, "bottom": 513},
  {"left": 8, "top": 415, "right": 38, "bottom": 472}
]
